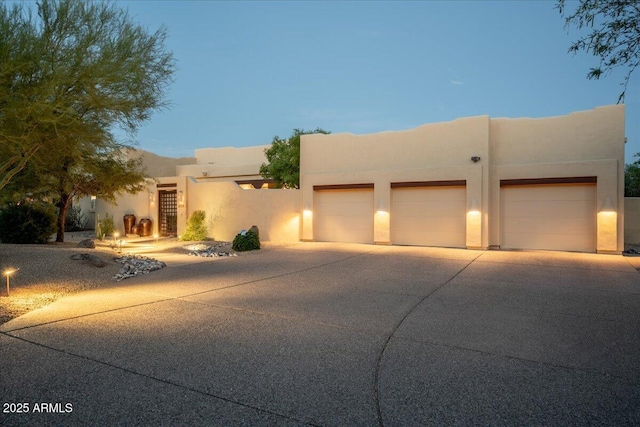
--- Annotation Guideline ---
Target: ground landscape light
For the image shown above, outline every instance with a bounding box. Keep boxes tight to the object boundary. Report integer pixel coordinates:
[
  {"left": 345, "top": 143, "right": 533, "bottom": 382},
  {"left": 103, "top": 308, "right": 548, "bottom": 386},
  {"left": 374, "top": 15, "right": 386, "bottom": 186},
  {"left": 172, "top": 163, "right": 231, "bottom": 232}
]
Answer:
[{"left": 3, "top": 268, "right": 18, "bottom": 297}]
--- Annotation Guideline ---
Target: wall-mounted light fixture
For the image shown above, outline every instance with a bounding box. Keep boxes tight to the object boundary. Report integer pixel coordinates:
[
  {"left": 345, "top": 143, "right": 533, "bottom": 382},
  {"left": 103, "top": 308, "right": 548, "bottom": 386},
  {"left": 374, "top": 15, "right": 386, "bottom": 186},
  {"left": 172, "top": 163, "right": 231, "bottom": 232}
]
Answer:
[
  {"left": 149, "top": 191, "right": 155, "bottom": 203},
  {"left": 600, "top": 197, "right": 615, "bottom": 213},
  {"left": 303, "top": 200, "right": 312, "bottom": 216},
  {"left": 376, "top": 200, "right": 388, "bottom": 215},
  {"left": 471, "top": 156, "right": 481, "bottom": 163},
  {"left": 468, "top": 198, "right": 480, "bottom": 214},
  {"left": 178, "top": 190, "right": 185, "bottom": 207}
]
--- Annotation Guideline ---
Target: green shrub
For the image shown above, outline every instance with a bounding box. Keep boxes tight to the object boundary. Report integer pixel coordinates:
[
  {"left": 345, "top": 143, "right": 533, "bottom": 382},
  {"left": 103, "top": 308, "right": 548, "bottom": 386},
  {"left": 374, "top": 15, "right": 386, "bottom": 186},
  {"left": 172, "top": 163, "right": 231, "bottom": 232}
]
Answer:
[
  {"left": 232, "top": 230, "right": 260, "bottom": 252},
  {"left": 180, "top": 210, "right": 208, "bottom": 241},
  {"left": 96, "top": 213, "right": 115, "bottom": 240},
  {"left": 0, "top": 202, "right": 57, "bottom": 244},
  {"left": 65, "top": 204, "right": 87, "bottom": 232}
]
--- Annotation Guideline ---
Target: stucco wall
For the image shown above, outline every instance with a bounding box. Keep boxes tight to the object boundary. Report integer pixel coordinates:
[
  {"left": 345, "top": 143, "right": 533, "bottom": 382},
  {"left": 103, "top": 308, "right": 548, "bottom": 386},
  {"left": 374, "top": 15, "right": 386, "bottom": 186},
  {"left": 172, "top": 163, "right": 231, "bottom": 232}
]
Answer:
[
  {"left": 95, "top": 176, "right": 188, "bottom": 237},
  {"left": 186, "top": 180, "right": 300, "bottom": 243},
  {"left": 625, "top": 198, "right": 640, "bottom": 244},
  {"left": 128, "top": 149, "right": 195, "bottom": 178},
  {"left": 300, "top": 105, "right": 625, "bottom": 252},
  {"left": 178, "top": 145, "right": 269, "bottom": 180}
]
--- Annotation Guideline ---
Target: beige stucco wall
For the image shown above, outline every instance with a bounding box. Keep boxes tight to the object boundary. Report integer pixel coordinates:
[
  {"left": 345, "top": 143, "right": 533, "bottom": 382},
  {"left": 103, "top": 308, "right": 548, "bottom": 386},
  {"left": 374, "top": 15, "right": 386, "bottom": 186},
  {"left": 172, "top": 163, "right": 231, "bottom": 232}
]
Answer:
[
  {"left": 95, "top": 176, "right": 188, "bottom": 237},
  {"left": 301, "top": 105, "right": 625, "bottom": 252},
  {"left": 301, "top": 115, "right": 491, "bottom": 247},
  {"left": 128, "top": 149, "right": 195, "bottom": 178},
  {"left": 186, "top": 180, "right": 300, "bottom": 243},
  {"left": 177, "top": 145, "right": 269, "bottom": 180},
  {"left": 489, "top": 105, "right": 625, "bottom": 252},
  {"left": 625, "top": 198, "right": 640, "bottom": 244}
]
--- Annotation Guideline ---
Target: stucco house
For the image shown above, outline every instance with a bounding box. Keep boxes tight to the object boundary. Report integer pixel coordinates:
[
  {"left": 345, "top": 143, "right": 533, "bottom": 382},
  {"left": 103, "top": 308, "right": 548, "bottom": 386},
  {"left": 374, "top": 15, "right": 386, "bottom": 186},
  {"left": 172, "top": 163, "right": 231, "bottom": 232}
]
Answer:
[{"left": 92, "top": 105, "right": 626, "bottom": 253}]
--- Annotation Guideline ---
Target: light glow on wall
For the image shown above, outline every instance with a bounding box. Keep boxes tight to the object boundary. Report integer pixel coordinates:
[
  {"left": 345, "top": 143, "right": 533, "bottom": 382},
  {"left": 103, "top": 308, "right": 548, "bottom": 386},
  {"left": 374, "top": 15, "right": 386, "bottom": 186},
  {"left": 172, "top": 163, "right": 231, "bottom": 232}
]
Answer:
[{"left": 597, "top": 197, "right": 617, "bottom": 252}]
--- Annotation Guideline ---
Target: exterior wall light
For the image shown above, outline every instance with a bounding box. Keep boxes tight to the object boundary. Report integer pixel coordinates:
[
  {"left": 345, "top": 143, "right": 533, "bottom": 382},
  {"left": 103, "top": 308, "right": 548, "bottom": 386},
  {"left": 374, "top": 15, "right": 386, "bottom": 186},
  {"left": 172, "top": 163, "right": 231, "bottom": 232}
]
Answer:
[
  {"left": 468, "top": 199, "right": 480, "bottom": 214},
  {"left": 471, "top": 156, "right": 481, "bottom": 163},
  {"left": 600, "top": 197, "right": 615, "bottom": 213},
  {"left": 149, "top": 191, "right": 155, "bottom": 203},
  {"left": 303, "top": 201, "right": 312, "bottom": 216},
  {"left": 597, "top": 197, "right": 617, "bottom": 253},
  {"left": 466, "top": 199, "right": 482, "bottom": 248},
  {"left": 178, "top": 191, "right": 185, "bottom": 207},
  {"left": 3, "top": 268, "right": 18, "bottom": 297}
]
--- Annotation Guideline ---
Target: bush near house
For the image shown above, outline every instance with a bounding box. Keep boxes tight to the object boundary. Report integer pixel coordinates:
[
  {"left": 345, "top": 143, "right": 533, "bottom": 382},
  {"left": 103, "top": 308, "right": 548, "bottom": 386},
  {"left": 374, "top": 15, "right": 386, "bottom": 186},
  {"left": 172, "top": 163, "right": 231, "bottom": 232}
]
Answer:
[
  {"left": 95, "top": 213, "right": 115, "bottom": 240},
  {"left": 0, "top": 202, "right": 57, "bottom": 244},
  {"left": 181, "top": 210, "right": 208, "bottom": 241},
  {"left": 232, "top": 229, "right": 260, "bottom": 252},
  {"left": 65, "top": 205, "right": 87, "bottom": 232}
]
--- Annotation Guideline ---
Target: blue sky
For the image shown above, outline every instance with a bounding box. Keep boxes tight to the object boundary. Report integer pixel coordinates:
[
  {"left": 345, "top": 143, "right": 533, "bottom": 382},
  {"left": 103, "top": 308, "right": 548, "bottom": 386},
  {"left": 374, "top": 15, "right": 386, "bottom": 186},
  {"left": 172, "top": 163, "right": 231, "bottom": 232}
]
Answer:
[{"left": 116, "top": 0, "right": 640, "bottom": 161}]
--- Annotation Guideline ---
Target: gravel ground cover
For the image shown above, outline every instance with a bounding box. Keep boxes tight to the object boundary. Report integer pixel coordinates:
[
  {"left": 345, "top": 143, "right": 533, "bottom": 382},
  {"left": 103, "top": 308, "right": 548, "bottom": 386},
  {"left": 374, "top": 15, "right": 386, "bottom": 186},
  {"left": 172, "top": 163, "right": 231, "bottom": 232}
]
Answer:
[{"left": 0, "top": 237, "right": 236, "bottom": 325}]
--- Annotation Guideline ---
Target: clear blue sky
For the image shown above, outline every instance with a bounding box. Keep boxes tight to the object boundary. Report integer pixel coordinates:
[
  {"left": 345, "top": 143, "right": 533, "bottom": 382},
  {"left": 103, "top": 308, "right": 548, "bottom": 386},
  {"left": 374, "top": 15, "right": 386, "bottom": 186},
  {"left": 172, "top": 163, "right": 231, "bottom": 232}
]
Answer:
[{"left": 116, "top": 0, "right": 639, "bottom": 161}]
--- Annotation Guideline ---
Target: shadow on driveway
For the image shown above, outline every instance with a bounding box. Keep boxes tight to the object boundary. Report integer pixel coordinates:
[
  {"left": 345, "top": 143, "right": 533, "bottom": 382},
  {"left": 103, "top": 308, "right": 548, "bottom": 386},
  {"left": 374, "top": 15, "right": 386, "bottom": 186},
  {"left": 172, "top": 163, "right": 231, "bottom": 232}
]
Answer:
[{"left": 2, "top": 243, "right": 639, "bottom": 425}]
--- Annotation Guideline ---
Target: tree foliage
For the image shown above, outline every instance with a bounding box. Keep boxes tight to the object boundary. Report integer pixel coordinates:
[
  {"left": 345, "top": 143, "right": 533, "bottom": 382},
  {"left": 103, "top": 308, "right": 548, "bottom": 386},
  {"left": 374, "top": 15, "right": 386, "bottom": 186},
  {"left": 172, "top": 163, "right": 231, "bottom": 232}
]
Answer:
[
  {"left": 626, "top": 153, "right": 640, "bottom": 196},
  {"left": 259, "top": 128, "right": 330, "bottom": 189},
  {"left": 558, "top": 0, "right": 640, "bottom": 102},
  {"left": 0, "top": 201, "right": 57, "bottom": 244},
  {"left": 0, "top": 0, "right": 175, "bottom": 241}
]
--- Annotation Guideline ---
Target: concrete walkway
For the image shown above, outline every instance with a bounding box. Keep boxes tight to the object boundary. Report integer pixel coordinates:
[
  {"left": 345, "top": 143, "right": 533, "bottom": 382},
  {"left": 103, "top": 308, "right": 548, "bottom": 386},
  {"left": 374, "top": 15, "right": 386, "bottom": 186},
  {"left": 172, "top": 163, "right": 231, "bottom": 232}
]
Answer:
[{"left": 1, "top": 243, "right": 640, "bottom": 426}]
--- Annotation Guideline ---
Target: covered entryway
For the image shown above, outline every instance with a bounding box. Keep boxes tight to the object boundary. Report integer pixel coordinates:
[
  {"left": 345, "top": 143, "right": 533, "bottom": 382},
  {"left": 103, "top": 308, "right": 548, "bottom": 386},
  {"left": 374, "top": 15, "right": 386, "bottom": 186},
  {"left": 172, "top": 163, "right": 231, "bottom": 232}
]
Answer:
[
  {"left": 314, "top": 185, "right": 374, "bottom": 244},
  {"left": 500, "top": 178, "right": 597, "bottom": 252},
  {"left": 391, "top": 182, "right": 467, "bottom": 247},
  {"left": 158, "top": 189, "right": 178, "bottom": 237}
]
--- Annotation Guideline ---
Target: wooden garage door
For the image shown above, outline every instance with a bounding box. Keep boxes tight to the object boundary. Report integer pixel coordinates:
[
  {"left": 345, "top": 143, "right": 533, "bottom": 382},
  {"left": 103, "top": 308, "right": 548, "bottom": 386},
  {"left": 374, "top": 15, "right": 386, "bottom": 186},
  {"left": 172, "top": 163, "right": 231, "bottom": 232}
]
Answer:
[
  {"left": 501, "top": 183, "right": 596, "bottom": 252},
  {"left": 391, "top": 186, "right": 466, "bottom": 247},
  {"left": 314, "top": 189, "right": 374, "bottom": 243}
]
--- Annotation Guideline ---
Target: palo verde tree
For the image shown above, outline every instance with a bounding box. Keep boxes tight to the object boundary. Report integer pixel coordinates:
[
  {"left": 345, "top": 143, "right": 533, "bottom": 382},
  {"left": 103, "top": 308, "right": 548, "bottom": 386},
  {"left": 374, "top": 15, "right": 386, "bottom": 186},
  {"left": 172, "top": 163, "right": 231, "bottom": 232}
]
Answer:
[
  {"left": 0, "top": 0, "right": 175, "bottom": 242},
  {"left": 260, "top": 128, "right": 330, "bottom": 189},
  {"left": 558, "top": 0, "right": 640, "bottom": 102}
]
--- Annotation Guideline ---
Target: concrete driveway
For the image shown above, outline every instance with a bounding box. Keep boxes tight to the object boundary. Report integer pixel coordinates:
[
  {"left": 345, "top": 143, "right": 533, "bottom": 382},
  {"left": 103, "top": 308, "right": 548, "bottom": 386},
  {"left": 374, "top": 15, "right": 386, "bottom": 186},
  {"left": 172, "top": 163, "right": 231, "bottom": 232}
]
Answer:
[{"left": 1, "top": 243, "right": 640, "bottom": 426}]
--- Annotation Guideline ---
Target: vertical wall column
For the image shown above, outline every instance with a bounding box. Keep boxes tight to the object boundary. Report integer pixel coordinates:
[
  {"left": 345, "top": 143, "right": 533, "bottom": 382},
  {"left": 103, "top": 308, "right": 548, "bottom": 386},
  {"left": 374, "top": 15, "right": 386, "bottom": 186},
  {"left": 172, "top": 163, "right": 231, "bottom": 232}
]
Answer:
[
  {"left": 301, "top": 185, "right": 314, "bottom": 241},
  {"left": 374, "top": 182, "right": 391, "bottom": 244}
]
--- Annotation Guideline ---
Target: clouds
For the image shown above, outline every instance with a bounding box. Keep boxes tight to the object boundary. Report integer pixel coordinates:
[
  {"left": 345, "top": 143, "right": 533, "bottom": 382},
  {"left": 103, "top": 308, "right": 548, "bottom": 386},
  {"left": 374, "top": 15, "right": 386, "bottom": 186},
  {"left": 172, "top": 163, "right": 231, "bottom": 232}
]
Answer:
[{"left": 450, "top": 80, "right": 464, "bottom": 85}]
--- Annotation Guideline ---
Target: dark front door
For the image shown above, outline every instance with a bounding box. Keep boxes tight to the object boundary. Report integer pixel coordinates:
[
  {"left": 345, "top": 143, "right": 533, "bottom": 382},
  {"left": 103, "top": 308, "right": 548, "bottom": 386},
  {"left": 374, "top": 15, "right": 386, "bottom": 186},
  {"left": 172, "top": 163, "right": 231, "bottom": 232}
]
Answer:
[{"left": 159, "top": 190, "right": 177, "bottom": 237}]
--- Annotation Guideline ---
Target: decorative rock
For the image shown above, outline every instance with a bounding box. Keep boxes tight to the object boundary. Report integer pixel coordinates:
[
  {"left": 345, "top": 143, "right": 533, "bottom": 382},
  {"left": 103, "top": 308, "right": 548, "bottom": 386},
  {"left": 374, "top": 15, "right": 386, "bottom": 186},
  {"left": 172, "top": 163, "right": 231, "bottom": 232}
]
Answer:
[
  {"left": 113, "top": 255, "right": 166, "bottom": 281},
  {"left": 249, "top": 225, "right": 260, "bottom": 240},
  {"left": 76, "top": 239, "right": 95, "bottom": 249},
  {"left": 183, "top": 243, "right": 237, "bottom": 258},
  {"left": 70, "top": 253, "right": 107, "bottom": 267}
]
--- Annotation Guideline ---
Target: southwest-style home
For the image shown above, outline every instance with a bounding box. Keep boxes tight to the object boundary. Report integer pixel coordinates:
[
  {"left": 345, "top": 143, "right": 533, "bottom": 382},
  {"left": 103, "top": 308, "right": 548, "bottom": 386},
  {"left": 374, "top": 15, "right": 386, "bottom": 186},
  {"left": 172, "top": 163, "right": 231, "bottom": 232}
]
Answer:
[{"left": 91, "top": 105, "right": 626, "bottom": 254}]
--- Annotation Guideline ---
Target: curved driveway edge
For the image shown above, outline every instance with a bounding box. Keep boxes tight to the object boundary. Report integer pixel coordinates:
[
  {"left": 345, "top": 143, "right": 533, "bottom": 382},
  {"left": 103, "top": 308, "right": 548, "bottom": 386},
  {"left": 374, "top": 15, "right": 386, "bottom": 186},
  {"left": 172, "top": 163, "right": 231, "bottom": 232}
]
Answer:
[{"left": 1, "top": 243, "right": 639, "bottom": 426}]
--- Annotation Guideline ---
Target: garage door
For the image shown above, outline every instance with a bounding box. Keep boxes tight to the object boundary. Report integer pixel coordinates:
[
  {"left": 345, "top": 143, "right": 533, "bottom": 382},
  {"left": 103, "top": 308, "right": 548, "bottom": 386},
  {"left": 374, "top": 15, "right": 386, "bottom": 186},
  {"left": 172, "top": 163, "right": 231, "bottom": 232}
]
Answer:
[
  {"left": 391, "top": 185, "right": 466, "bottom": 247},
  {"left": 501, "top": 183, "right": 596, "bottom": 252},
  {"left": 314, "top": 188, "right": 374, "bottom": 243}
]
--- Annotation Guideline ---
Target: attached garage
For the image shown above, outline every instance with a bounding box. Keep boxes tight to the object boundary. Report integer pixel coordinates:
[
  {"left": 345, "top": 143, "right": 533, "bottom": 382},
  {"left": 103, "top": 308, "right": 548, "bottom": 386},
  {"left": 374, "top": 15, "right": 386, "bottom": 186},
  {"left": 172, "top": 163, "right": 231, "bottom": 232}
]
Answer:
[
  {"left": 391, "top": 182, "right": 467, "bottom": 248},
  {"left": 314, "top": 185, "right": 374, "bottom": 244},
  {"left": 500, "top": 178, "right": 597, "bottom": 252}
]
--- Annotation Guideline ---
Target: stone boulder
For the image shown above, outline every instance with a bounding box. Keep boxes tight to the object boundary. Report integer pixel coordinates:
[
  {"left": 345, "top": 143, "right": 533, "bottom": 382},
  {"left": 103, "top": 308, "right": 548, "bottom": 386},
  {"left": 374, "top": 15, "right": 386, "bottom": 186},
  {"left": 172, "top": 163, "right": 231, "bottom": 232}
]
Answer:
[
  {"left": 70, "top": 253, "right": 108, "bottom": 268},
  {"left": 76, "top": 239, "right": 95, "bottom": 249}
]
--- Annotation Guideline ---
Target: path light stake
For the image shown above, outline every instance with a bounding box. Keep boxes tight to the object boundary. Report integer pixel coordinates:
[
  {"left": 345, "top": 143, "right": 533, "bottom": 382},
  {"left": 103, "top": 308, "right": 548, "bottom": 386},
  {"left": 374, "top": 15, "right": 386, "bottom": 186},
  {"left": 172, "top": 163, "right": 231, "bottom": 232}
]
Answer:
[{"left": 3, "top": 268, "right": 18, "bottom": 297}]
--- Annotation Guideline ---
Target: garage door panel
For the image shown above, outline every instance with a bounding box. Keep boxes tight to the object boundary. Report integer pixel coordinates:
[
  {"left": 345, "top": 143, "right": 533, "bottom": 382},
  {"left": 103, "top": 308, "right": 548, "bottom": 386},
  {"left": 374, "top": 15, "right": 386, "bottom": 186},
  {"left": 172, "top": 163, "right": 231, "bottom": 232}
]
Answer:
[
  {"left": 502, "top": 184, "right": 596, "bottom": 252},
  {"left": 505, "top": 200, "right": 596, "bottom": 218},
  {"left": 315, "top": 189, "right": 373, "bottom": 244},
  {"left": 392, "top": 186, "right": 466, "bottom": 248}
]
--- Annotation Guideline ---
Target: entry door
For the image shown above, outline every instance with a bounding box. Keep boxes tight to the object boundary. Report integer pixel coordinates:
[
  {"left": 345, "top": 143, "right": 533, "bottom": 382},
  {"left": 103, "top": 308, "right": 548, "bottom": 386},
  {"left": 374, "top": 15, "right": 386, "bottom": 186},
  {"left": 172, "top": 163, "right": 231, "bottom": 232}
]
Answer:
[{"left": 159, "top": 190, "right": 178, "bottom": 237}]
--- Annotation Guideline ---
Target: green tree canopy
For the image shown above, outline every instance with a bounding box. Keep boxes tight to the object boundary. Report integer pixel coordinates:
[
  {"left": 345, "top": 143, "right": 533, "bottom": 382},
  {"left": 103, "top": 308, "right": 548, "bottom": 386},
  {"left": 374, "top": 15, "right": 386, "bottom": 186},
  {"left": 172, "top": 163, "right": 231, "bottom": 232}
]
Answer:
[
  {"left": 0, "top": 0, "right": 175, "bottom": 241},
  {"left": 260, "top": 128, "right": 330, "bottom": 189},
  {"left": 558, "top": 0, "right": 640, "bottom": 102},
  {"left": 626, "top": 153, "right": 640, "bottom": 197}
]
